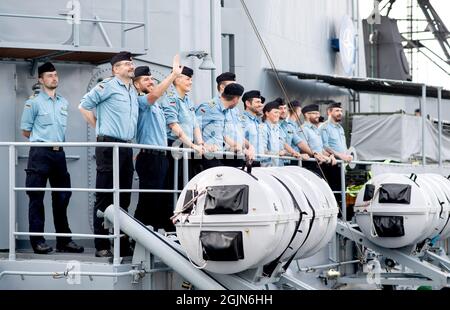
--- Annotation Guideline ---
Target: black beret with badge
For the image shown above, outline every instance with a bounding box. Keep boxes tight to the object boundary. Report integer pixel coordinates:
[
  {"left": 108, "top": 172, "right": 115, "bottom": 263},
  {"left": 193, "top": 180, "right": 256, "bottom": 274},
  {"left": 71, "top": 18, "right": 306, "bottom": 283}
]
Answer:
[
  {"left": 274, "top": 97, "right": 284, "bottom": 104},
  {"left": 38, "top": 62, "right": 56, "bottom": 76},
  {"left": 216, "top": 72, "right": 236, "bottom": 84},
  {"left": 181, "top": 66, "right": 194, "bottom": 78},
  {"left": 242, "top": 90, "right": 262, "bottom": 103},
  {"left": 263, "top": 99, "right": 282, "bottom": 114},
  {"left": 290, "top": 100, "right": 302, "bottom": 108},
  {"left": 328, "top": 101, "right": 342, "bottom": 109},
  {"left": 223, "top": 83, "right": 244, "bottom": 97},
  {"left": 134, "top": 66, "right": 151, "bottom": 78},
  {"left": 302, "top": 104, "right": 320, "bottom": 114},
  {"left": 110, "top": 51, "right": 132, "bottom": 65}
]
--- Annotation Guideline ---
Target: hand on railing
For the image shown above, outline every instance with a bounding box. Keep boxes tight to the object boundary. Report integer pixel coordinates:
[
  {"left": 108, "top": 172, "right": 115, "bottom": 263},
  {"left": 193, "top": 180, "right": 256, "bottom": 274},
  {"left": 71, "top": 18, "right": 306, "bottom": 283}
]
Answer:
[
  {"left": 192, "top": 144, "right": 205, "bottom": 156},
  {"left": 341, "top": 154, "right": 353, "bottom": 163},
  {"left": 328, "top": 154, "right": 338, "bottom": 166},
  {"left": 244, "top": 145, "right": 255, "bottom": 162},
  {"left": 278, "top": 150, "right": 288, "bottom": 157},
  {"left": 313, "top": 152, "right": 327, "bottom": 164},
  {"left": 204, "top": 144, "right": 218, "bottom": 153}
]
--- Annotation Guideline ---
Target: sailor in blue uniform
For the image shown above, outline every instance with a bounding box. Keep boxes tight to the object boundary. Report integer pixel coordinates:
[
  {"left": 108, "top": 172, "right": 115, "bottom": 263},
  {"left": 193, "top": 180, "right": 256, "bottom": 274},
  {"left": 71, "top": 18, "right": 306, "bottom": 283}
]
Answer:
[
  {"left": 133, "top": 56, "right": 182, "bottom": 231},
  {"left": 196, "top": 83, "right": 245, "bottom": 169},
  {"left": 215, "top": 72, "right": 237, "bottom": 96},
  {"left": 278, "top": 99, "right": 309, "bottom": 165},
  {"left": 211, "top": 72, "right": 245, "bottom": 167},
  {"left": 241, "top": 90, "right": 265, "bottom": 167},
  {"left": 223, "top": 104, "right": 248, "bottom": 167},
  {"left": 287, "top": 100, "right": 302, "bottom": 136},
  {"left": 162, "top": 66, "right": 206, "bottom": 218},
  {"left": 320, "top": 102, "right": 352, "bottom": 161},
  {"left": 162, "top": 66, "right": 205, "bottom": 151},
  {"left": 279, "top": 99, "right": 333, "bottom": 166},
  {"left": 286, "top": 100, "right": 306, "bottom": 153},
  {"left": 79, "top": 51, "right": 138, "bottom": 257},
  {"left": 259, "top": 99, "right": 294, "bottom": 167},
  {"left": 301, "top": 104, "right": 336, "bottom": 175},
  {"left": 302, "top": 104, "right": 335, "bottom": 160},
  {"left": 20, "top": 62, "right": 83, "bottom": 254},
  {"left": 320, "top": 101, "right": 352, "bottom": 209}
]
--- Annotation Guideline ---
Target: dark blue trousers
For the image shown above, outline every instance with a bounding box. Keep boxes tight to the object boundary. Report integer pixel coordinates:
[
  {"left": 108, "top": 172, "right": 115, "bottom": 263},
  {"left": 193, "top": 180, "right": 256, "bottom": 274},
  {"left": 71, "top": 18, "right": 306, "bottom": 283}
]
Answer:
[
  {"left": 93, "top": 145, "right": 134, "bottom": 251},
  {"left": 25, "top": 147, "right": 72, "bottom": 248},
  {"left": 134, "top": 150, "right": 169, "bottom": 230}
]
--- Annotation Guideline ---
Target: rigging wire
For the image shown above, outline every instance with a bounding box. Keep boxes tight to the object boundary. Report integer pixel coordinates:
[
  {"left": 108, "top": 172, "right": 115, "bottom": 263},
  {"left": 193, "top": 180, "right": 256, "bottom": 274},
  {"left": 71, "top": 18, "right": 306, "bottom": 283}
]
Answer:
[
  {"left": 239, "top": 0, "right": 329, "bottom": 183},
  {"left": 239, "top": 0, "right": 366, "bottom": 261}
]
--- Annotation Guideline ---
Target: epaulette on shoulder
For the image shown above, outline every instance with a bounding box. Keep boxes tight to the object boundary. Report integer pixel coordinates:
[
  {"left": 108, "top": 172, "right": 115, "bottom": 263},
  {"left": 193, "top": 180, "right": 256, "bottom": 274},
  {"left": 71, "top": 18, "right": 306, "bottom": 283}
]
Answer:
[
  {"left": 302, "top": 122, "right": 312, "bottom": 129},
  {"left": 28, "top": 93, "right": 38, "bottom": 100},
  {"left": 100, "top": 77, "right": 113, "bottom": 84},
  {"left": 208, "top": 99, "right": 216, "bottom": 108},
  {"left": 95, "top": 77, "right": 113, "bottom": 90},
  {"left": 319, "top": 121, "right": 329, "bottom": 129}
]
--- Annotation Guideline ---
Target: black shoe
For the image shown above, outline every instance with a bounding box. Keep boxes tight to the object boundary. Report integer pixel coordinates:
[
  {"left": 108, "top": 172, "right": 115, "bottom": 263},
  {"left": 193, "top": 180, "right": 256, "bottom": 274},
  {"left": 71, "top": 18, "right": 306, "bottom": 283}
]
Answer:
[
  {"left": 95, "top": 249, "right": 113, "bottom": 258},
  {"left": 56, "top": 241, "right": 84, "bottom": 253},
  {"left": 120, "top": 246, "right": 134, "bottom": 257},
  {"left": 33, "top": 243, "right": 53, "bottom": 254}
]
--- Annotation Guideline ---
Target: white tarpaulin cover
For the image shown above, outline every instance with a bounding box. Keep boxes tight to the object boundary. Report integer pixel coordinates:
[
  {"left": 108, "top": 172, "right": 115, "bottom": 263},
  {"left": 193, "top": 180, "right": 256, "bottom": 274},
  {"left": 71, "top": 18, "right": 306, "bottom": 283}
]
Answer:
[{"left": 351, "top": 114, "right": 450, "bottom": 162}]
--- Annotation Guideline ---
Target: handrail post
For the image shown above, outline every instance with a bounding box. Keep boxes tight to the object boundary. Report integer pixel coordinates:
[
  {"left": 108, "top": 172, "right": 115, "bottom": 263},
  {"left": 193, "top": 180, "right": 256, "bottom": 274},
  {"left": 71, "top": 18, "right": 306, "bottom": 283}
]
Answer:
[
  {"left": 422, "top": 84, "right": 427, "bottom": 166},
  {"left": 438, "top": 87, "right": 443, "bottom": 167},
  {"left": 9, "top": 145, "right": 16, "bottom": 261},
  {"left": 340, "top": 162, "right": 347, "bottom": 221},
  {"left": 112, "top": 145, "right": 121, "bottom": 266},
  {"left": 173, "top": 158, "right": 179, "bottom": 211},
  {"left": 182, "top": 150, "right": 189, "bottom": 187}
]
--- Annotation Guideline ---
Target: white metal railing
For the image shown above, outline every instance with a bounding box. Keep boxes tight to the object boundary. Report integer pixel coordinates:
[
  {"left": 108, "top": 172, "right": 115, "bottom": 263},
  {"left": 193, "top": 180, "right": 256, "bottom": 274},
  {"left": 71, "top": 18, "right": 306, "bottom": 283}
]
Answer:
[
  {"left": 0, "top": 0, "right": 149, "bottom": 51},
  {"left": 0, "top": 141, "right": 304, "bottom": 265},
  {"left": 1, "top": 141, "right": 446, "bottom": 266}
]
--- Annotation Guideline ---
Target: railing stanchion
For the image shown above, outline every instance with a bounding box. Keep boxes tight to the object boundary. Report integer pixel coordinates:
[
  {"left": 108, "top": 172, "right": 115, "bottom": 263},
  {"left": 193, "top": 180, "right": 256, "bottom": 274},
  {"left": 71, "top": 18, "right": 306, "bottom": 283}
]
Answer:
[
  {"left": 340, "top": 162, "right": 347, "bottom": 221},
  {"left": 173, "top": 157, "right": 179, "bottom": 211},
  {"left": 112, "top": 145, "right": 121, "bottom": 266},
  {"left": 9, "top": 145, "right": 16, "bottom": 261},
  {"left": 183, "top": 150, "right": 189, "bottom": 187}
]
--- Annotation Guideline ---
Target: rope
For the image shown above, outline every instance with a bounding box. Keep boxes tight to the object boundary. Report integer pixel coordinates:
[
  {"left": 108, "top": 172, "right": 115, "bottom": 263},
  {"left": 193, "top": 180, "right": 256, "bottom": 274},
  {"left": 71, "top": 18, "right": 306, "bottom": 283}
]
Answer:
[
  {"left": 176, "top": 187, "right": 209, "bottom": 270},
  {"left": 239, "top": 0, "right": 328, "bottom": 184}
]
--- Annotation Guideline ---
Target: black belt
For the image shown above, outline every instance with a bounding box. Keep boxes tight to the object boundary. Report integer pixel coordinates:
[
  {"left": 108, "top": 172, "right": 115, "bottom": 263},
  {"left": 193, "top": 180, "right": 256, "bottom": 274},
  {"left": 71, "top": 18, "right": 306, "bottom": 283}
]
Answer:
[
  {"left": 140, "top": 149, "right": 167, "bottom": 155},
  {"left": 97, "top": 135, "right": 131, "bottom": 143},
  {"left": 31, "top": 146, "right": 64, "bottom": 152}
]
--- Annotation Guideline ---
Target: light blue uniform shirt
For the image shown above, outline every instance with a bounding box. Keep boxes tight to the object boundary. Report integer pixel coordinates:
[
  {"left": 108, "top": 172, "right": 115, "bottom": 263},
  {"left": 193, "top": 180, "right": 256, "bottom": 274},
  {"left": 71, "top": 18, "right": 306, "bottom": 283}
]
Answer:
[
  {"left": 288, "top": 119, "right": 304, "bottom": 152},
  {"left": 195, "top": 96, "right": 227, "bottom": 150},
  {"left": 260, "top": 122, "right": 285, "bottom": 167},
  {"left": 20, "top": 91, "right": 69, "bottom": 142},
  {"left": 279, "top": 119, "right": 304, "bottom": 164},
  {"left": 280, "top": 119, "right": 303, "bottom": 148},
  {"left": 162, "top": 90, "right": 199, "bottom": 142},
  {"left": 136, "top": 94, "right": 168, "bottom": 147},
  {"left": 320, "top": 121, "right": 347, "bottom": 153},
  {"left": 224, "top": 105, "right": 246, "bottom": 149},
  {"left": 302, "top": 122, "right": 324, "bottom": 153},
  {"left": 242, "top": 111, "right": 263, "bottom": 159},
  {"left": 79, "top": 77, "right": 139, "bottom": 141}
]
